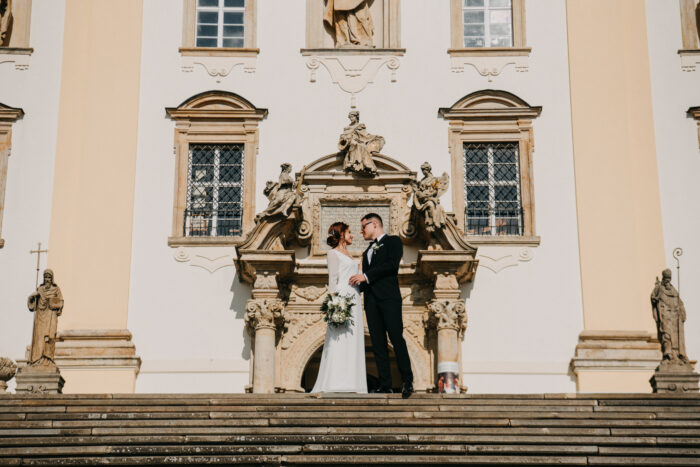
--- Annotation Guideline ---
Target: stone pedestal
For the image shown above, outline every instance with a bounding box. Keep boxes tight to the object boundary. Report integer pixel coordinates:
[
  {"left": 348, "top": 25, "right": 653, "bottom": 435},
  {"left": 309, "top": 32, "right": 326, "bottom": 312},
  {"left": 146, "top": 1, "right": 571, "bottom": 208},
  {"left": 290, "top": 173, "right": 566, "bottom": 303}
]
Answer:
[
  {"left": 650, "top": 361, "right": 700, "bottom": 393},
  {"left": 15, "top": 363, "right": 64, "bottom": 394}
]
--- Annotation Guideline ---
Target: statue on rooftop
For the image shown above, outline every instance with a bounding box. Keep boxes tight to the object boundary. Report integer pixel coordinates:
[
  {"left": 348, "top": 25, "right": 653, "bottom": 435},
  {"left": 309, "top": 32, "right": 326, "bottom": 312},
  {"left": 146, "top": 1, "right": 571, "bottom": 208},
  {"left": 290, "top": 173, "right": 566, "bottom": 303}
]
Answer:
[{"left": 339, "top": 110, "right": 383, "bottom": 175}]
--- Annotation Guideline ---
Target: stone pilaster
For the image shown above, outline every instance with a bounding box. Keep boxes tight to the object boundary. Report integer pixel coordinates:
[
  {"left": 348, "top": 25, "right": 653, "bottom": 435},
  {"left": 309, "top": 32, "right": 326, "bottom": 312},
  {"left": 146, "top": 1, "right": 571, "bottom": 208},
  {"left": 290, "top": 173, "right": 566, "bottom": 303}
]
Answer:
[
  {"left": 245, "top": 272, "right": 287, "bottom": 394},
  {"left": 425, "top": 272, "right": 466, "bottom": 394}
]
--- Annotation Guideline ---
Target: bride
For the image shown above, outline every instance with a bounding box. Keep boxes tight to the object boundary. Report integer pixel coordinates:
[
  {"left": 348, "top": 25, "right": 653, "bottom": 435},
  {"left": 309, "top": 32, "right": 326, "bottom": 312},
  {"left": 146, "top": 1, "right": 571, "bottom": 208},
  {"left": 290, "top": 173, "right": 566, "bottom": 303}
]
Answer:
[{"left": 312, "top": 222, "right": 368, "bottom": 393}]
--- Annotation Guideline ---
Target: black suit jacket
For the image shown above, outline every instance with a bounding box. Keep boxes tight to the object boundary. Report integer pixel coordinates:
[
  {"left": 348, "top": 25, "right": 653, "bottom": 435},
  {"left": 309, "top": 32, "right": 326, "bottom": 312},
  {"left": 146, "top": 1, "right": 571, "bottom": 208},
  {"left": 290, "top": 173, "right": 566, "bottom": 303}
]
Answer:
[{"left": 361, "top": 234, "right": 402, "bottom": 301}]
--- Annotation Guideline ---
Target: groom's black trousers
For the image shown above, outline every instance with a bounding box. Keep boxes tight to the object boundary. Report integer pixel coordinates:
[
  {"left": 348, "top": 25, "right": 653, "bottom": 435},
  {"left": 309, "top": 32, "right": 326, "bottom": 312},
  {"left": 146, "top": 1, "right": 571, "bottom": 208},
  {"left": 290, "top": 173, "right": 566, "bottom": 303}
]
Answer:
[{"left": 364, "top": 293, "right": 414, "bottom": 390}]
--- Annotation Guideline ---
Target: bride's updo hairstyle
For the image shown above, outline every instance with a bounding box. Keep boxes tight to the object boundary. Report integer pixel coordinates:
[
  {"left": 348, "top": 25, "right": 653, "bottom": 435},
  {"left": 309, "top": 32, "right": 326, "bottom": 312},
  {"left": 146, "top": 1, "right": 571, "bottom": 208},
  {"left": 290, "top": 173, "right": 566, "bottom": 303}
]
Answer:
[{"left": 326, "top": 222, "right": 349, "bottom": 248}]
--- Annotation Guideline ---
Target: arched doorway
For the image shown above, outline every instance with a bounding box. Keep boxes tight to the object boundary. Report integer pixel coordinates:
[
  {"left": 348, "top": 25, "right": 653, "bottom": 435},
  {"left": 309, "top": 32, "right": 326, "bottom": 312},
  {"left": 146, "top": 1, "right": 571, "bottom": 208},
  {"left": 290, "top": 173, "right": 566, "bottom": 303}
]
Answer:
[{"left": 301, "top": 334, "right": 403, "bottom": 392}]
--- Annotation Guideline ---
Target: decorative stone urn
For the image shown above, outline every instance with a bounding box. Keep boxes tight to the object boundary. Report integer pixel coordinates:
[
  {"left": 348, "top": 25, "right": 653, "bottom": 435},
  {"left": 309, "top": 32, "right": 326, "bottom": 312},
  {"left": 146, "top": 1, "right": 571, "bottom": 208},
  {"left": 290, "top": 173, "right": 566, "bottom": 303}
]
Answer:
[
  {"left": 236, "top": 151, "right": 478, "bottom": 394},
  {"left": 0, "top": 357, "right": 17, "bottom": 393}
]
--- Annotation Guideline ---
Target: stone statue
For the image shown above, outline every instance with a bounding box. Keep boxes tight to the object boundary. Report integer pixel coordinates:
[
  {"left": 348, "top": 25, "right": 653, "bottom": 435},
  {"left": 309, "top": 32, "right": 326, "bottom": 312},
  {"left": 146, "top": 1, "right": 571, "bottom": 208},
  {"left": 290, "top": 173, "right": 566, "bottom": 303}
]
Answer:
[
  {"left": 0, "top": 0, "right": 12, "bottom": 46},
  {"left": 339, "top": 110, "right": 384, "bottom": 175},
  {"left": 255, "top": 163, "right": 298, "bottom": 222},
  {"left": 323, "top": 0, "right": 374, "bottom": 48},
  {"left": 26, "top": 269, "right": 64, "bottom": 367},
  {"left": 411, "top": 162, "right": 449, "bottom": 231},
  {"left": 651, "top": 269, "right": 689, "bottom": 364}
]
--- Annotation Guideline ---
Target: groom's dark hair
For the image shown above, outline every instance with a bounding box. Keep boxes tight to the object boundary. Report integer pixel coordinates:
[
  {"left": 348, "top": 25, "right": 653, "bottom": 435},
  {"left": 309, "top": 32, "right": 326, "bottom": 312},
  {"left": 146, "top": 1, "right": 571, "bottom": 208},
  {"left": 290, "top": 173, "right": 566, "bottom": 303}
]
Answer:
[{"left": 361, "top": 213, "right": 383, "bottom": 227}]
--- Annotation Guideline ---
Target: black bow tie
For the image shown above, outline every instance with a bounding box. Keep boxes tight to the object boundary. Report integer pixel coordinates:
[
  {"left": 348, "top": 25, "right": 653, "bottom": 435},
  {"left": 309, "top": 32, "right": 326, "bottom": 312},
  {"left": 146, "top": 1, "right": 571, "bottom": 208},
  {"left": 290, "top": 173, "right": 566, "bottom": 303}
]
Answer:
[{"left": 369, "top": 240, "right": 377, "bottom": 245}]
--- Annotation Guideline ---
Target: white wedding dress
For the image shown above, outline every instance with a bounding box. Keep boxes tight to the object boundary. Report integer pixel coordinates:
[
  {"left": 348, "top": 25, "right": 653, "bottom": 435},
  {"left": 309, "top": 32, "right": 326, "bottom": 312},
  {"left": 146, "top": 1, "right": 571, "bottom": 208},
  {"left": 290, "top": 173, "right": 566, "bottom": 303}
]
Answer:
[{"left": 311, "top": 249, "right": 368, "bottom": 393}]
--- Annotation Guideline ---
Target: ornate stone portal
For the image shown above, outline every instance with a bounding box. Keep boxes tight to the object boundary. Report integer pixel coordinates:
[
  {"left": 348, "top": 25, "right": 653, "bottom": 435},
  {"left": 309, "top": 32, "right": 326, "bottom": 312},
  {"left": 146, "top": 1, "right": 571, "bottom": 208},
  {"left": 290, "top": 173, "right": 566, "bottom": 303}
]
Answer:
[{"left": 236, "top": 144, "right": 478, "bottom": 394}]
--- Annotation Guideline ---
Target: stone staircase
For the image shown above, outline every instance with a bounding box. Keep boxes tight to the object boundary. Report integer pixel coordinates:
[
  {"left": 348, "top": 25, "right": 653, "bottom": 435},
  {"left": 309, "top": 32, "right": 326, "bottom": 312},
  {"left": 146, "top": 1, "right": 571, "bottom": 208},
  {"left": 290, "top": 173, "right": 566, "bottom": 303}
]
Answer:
[{"left": 0, "top": 393, "right": 699, "bottom": 465}]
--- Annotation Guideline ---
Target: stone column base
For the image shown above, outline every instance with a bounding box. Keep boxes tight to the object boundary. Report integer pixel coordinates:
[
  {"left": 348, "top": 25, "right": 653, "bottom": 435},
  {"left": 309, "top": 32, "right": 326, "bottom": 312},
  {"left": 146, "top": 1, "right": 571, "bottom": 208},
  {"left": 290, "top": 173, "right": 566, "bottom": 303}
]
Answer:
[
  {"left": 54, "top": 329, "right": 141, "bottom": 393},
  {"left": 570, "top": 331, "right": 662, "bottom": 393},
  {"left": 650, "top": 361, "right": 700, "bottom": 393},
  {"left": 15, "top": 365, "right": 65, "bottom": 394}
]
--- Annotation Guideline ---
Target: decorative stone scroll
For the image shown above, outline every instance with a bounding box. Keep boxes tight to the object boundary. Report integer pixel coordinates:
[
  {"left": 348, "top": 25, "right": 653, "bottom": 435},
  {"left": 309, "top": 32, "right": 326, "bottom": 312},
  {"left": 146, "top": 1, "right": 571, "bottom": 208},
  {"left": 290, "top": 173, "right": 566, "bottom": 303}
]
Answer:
[
  {"left": 0, "top": 357, "right": 16, "bottom": 393},
  {"left": 235, "top": 139, "right": 478, "bottom": 394}
]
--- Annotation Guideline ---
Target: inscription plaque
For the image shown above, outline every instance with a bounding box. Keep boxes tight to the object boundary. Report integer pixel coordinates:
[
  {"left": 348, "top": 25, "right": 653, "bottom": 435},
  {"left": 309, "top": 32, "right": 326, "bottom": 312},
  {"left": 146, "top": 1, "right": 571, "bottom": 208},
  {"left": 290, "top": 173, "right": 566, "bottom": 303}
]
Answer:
[{"left": 320, "top": 204, "right": 391, "bottom": 252}]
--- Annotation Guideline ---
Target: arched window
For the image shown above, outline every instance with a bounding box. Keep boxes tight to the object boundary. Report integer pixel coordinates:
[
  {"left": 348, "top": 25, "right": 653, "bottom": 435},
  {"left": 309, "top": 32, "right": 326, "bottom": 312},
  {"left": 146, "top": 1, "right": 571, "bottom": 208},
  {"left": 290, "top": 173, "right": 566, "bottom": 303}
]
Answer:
[
  {"left": 166, "top": 91, "right": 267, "bottom": 246},
  {"left": 439, "top": 90, "right": 541, "bottom": 245}
]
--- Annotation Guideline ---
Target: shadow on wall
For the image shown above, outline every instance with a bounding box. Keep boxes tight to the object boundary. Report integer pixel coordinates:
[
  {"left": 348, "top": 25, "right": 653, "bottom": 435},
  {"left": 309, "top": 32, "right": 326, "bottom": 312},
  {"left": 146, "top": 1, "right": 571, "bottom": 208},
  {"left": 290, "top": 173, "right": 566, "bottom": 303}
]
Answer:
[{"left": 230, "top": 273, "right": 252, "bottom": 361}]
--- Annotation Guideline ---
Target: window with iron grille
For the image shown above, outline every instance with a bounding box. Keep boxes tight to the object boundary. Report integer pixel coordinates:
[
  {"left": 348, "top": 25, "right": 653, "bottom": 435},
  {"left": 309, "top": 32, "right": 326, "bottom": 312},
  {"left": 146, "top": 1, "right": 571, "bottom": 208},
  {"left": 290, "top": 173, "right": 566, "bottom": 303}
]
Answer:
[
  {"left": 462, "top": 0, "right": 513, "bottom": 48},
  {"left": 464, "top": 142, "right": 523, "bottom": 236},
  {"left": 195, "top": 0, "right": 245, "bottom": 48},
  {"left": 185, "top": 143, "right": 244, "bottom": 237}
]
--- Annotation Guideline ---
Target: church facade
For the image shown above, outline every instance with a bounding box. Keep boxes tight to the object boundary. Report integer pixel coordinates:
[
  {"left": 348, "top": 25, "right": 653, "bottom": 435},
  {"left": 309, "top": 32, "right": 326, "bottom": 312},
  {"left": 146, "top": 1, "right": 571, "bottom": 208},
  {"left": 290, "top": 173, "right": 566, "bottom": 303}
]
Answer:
[{"left": 1, "top": 0, "right": 699, "bottom": 395}]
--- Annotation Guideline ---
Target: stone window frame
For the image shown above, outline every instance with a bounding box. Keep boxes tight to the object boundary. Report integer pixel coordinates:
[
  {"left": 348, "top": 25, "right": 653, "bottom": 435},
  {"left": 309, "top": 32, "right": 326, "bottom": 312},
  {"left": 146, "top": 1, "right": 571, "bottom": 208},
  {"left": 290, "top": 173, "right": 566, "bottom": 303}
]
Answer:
[
  {"left": 448, "top": 0, "right": 529, "bottom": 58},
  {"left": 678, "top": 0, "right": 700, "bottom": 70},
  {"left": 180, "top": 0, "right": 258, "bottom": 58},
  {"left": 165, "top": 91, "right": 267, "bottom": 247},
  {"left": 690, "top": 106, "right": 700, "bottom": 148},
  {"left": 0, "top": 0, "right": 33, "bottom": 63},
  {"left": 438, "top": 90, "right": 541, "bottom": 246},
  {"left": 0, "top": 102, "right": 24, "bottom": 248}
]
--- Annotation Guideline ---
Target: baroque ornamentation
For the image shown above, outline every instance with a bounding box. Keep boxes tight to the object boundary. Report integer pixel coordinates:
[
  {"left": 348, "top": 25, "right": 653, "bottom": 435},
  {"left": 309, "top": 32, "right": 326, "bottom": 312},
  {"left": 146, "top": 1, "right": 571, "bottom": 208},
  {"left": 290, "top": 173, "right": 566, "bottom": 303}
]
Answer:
[
  {"left": 323, "top": 0, "right": 375, "bottom": 48},
  {"left": 411, "top": 162, "right": 449, "bottom": 232},
  {"left": 338, "top": 110, "right": 384, "bottom": 175},
  {"left": 253, "top": 272, "right": 278, "bottom": 290},
  {"left": 255, "top": 163, "right": 300, "bottom": 223},
  {"left": 181, "top": 56, "right": 256, "bottom": 84},
  {"left": 426, "top": 299, "right": 467, "bottom": 335},
  {"left": 0, "top": 357, "right": 16, "bottom": 393},
  {"left": 245, "top": 298, "right": 286, "bottom": 333},
  {"left": 280, "top": 312, "right": 323, "bottom": 350},
  {"left": 290, "top": 285, "right": 328, "bottom": 303},
  {"left": 451, "top": 55, "right": 529, "bottom": 83}
]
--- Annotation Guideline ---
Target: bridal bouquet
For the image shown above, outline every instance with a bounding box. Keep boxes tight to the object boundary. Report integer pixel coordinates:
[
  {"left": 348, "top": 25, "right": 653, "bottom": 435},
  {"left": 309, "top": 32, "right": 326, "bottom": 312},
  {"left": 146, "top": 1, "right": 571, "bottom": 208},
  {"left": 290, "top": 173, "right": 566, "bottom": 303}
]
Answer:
[{"left": 320, "top": 293, "right": 355, "bottom": 328}]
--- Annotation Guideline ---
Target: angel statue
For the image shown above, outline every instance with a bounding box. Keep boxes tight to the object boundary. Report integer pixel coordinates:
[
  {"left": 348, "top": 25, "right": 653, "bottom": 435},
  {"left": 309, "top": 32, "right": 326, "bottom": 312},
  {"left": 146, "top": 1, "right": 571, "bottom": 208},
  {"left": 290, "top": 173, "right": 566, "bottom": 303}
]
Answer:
[
  {"left": 338, "top": 111, "right": 384, "bottom": 175},
  {"left": 411, "top": 162, "right": 449, "bottom": 232},
  {"left": 255, "top": 163, "right": 299, "bottom": 222}
]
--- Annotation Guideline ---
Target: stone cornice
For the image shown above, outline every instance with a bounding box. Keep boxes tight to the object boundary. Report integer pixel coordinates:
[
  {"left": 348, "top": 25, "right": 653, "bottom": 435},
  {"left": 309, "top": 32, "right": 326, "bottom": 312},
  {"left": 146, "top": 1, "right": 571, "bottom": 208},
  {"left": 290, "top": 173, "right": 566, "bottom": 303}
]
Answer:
[{"left": 0, "top": 103, "right": 24, "bottom": 124}]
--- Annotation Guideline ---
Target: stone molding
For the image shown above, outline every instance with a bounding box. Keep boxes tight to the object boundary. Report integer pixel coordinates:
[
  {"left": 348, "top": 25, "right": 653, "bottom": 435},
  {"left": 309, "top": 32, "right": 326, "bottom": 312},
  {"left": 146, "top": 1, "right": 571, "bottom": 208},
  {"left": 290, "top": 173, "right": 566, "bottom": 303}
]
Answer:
[
  {"left": 476, "top": 246, "right": 535, "bottom": 274},
  {"left": 0, "top": 102, "right": 24, "bottom": 249},
  {"left": 166, "top": 91, "right": 267, "bottom": 247},
  {"left": 679, "top": 49, "right": 700, "bottom": 72},
  {"left": 439, "top": 90, "right": 542, "bottom": 241},
  {"left": 570, "top": 331, "right": 662, "bottom": 373},
  {"left": 301, "top": 48, "right": 404, "bottom": 108},
  {"left": 53, "top": 329, "right": 141, "bottom": 373},
  {"left": 0, "top": 47, "right": 32, "bottom": 71},
  {"left": 172, "top": 246, "right": 236, "bottom": 274},
  {"left": 689, "top": 106, "right": 700, "bottom": 147}
]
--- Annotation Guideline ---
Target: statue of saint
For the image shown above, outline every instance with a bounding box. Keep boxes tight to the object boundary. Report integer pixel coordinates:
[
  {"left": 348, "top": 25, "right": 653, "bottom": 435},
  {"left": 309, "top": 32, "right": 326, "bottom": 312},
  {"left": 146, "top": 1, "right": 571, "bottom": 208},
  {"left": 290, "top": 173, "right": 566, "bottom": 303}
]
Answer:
[
  {"left": 0, "top": 0, "right": 12, "bottom": 46},
  {"left": 255, "top": 163, "right": 298, "bottom": 222},
  {"left": 323, "top": 0, "right": 374, "bottom": 48},
  {"left": 339, "top": 111, "right": 383, "bottom": 175},
  {"left": 651, "top": 269, "right": 689, "bottom": 364},
  {"left": 411, "top": 162, "right": 449, "bottom": 231},
  {"left": 27, "top": 269, "right": 64, "bottom": 367}
]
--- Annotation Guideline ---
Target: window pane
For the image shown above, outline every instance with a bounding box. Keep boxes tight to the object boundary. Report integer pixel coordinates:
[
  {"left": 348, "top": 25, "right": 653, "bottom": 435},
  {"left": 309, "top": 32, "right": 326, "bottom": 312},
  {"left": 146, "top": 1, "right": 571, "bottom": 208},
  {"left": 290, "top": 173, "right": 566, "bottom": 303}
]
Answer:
[
  {"left": 198, "top": 0, "right": 219, "bottom": 6},
  {"left": 195, "top": 37, "right": 217, "bottom": 47},
  {"left": 493, "top": 145, "right": 516, "bottom": 163},
  {"left": 466, "top": 164, "right": 489, "bottom": 182},
  {"left": 223, "top": 11, "right": 244, "bottom": 24},
  {"left": 196, "top": 25, "right": 218, "bottom": 37},
  {"left": 466, "top": 186, "right": 489, "bottom": 202},
  {"left": 490, "top": 9, "right": 511, "bottom": 24},
  {"left": 464, "top": 0, "right": 484, "bottom": 6},
  {"left": 464, "top": 24, "right": 485, "bottom": 36},
  {"left": 490, "top": 23, "right": 511, "bottom": 36},
  {"left": 197, "top": 11, "right": 218, "bottom": 24},
  {"left": 495, "top": 185, "right": 519, "bottom": 202},
  {"left": 463, "top": 11, "right": 484, "bottom": 24},
  {"left": 222, "top": 38, "right": 244, "bottom": 47},
  {"left": 223, "top": 25, "right": 244, "bottom": 37},
  {"left": 494, "top": 163, "right": 516, "bottom": 181},
  {"left": 464, "top": 37, "right": 485, "bottom": 47},
  {"left": 224, "top": 0, "right": 245, "bottom": 6},
  {"left": 491, "top": 36, "right": 512, "bottom": 47},
  {"left": 466, "top": 145, "right": 488, "bottom": 163},
  {"left": 489, "top": 0, "right": 511, "bottom": 7}
]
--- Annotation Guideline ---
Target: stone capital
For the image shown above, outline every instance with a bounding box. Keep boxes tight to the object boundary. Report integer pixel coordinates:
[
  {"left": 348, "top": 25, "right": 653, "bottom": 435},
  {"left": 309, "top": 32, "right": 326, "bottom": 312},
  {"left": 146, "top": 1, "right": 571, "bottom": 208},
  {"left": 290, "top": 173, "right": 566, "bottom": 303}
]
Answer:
[
  {"left": 426, "top": 299, "right": 467, "bottom": 335},
  {"left": 245, "top": 298, "right": 286, "bottom": 334}
]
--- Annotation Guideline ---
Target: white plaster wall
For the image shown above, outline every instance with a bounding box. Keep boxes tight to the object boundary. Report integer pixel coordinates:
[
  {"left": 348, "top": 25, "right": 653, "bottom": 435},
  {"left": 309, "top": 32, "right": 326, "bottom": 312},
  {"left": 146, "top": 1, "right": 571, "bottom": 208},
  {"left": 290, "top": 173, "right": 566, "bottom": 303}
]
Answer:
[
  {"left": 0, "top": 0, "right": 65, "bottom": 392},
  {"left": 129, "top": 0, "right": 583, "bottom": 393},
  {"left": 646, "top": 1, "right": 700, "bottom": 369}
]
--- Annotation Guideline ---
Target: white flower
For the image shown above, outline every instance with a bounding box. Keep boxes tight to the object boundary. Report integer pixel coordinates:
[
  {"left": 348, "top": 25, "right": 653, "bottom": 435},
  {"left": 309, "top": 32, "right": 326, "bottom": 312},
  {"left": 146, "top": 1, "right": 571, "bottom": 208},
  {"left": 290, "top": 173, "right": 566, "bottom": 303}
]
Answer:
[
  {"left": 371, "top": 242, "right": 383, "bottom": 252},
  {"left": 332, "top": 312, "right": 342, "bottom": 323}
]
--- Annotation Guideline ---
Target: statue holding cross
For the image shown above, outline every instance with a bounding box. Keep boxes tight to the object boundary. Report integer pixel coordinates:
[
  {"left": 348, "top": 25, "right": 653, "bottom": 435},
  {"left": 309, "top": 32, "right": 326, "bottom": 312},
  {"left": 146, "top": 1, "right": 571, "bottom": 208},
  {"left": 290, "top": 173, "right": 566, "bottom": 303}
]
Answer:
[{"left": 26, "top": 269, "right": 64, "bottom": 367}]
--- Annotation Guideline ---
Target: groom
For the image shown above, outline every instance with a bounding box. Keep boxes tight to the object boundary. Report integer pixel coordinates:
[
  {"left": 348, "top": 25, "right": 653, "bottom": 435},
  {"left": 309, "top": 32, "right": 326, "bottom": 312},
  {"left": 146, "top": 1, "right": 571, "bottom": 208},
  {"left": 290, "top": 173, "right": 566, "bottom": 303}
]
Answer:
[{"left": 349, "top": 213, "right": 414, "bottom": 398}]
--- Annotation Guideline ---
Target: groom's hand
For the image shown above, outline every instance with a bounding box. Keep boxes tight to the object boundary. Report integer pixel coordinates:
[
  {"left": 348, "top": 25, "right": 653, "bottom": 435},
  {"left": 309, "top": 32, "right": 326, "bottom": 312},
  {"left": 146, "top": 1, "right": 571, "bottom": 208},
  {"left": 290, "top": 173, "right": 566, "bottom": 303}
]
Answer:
[{"left": 349, "top": 274, "right": 366, "bottom": 286}]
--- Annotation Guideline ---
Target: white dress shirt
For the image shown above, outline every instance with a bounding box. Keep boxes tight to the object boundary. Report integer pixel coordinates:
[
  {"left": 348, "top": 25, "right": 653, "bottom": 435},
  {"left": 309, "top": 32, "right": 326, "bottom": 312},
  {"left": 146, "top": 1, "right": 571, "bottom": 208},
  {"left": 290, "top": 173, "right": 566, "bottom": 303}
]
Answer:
[{"left": 364, "top": 233, "right": 386, "bottom": 283}]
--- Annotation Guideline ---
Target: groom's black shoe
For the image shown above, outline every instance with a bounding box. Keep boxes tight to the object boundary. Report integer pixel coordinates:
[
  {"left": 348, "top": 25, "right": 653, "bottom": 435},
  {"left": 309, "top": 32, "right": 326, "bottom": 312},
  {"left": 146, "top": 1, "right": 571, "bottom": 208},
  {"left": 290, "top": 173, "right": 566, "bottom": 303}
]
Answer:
[
  {"left": 401, "top": 382, "right": 414, "bottom": 399},
  {"left": 371, "top": 387, "right": 393, "bottom": 394}
]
